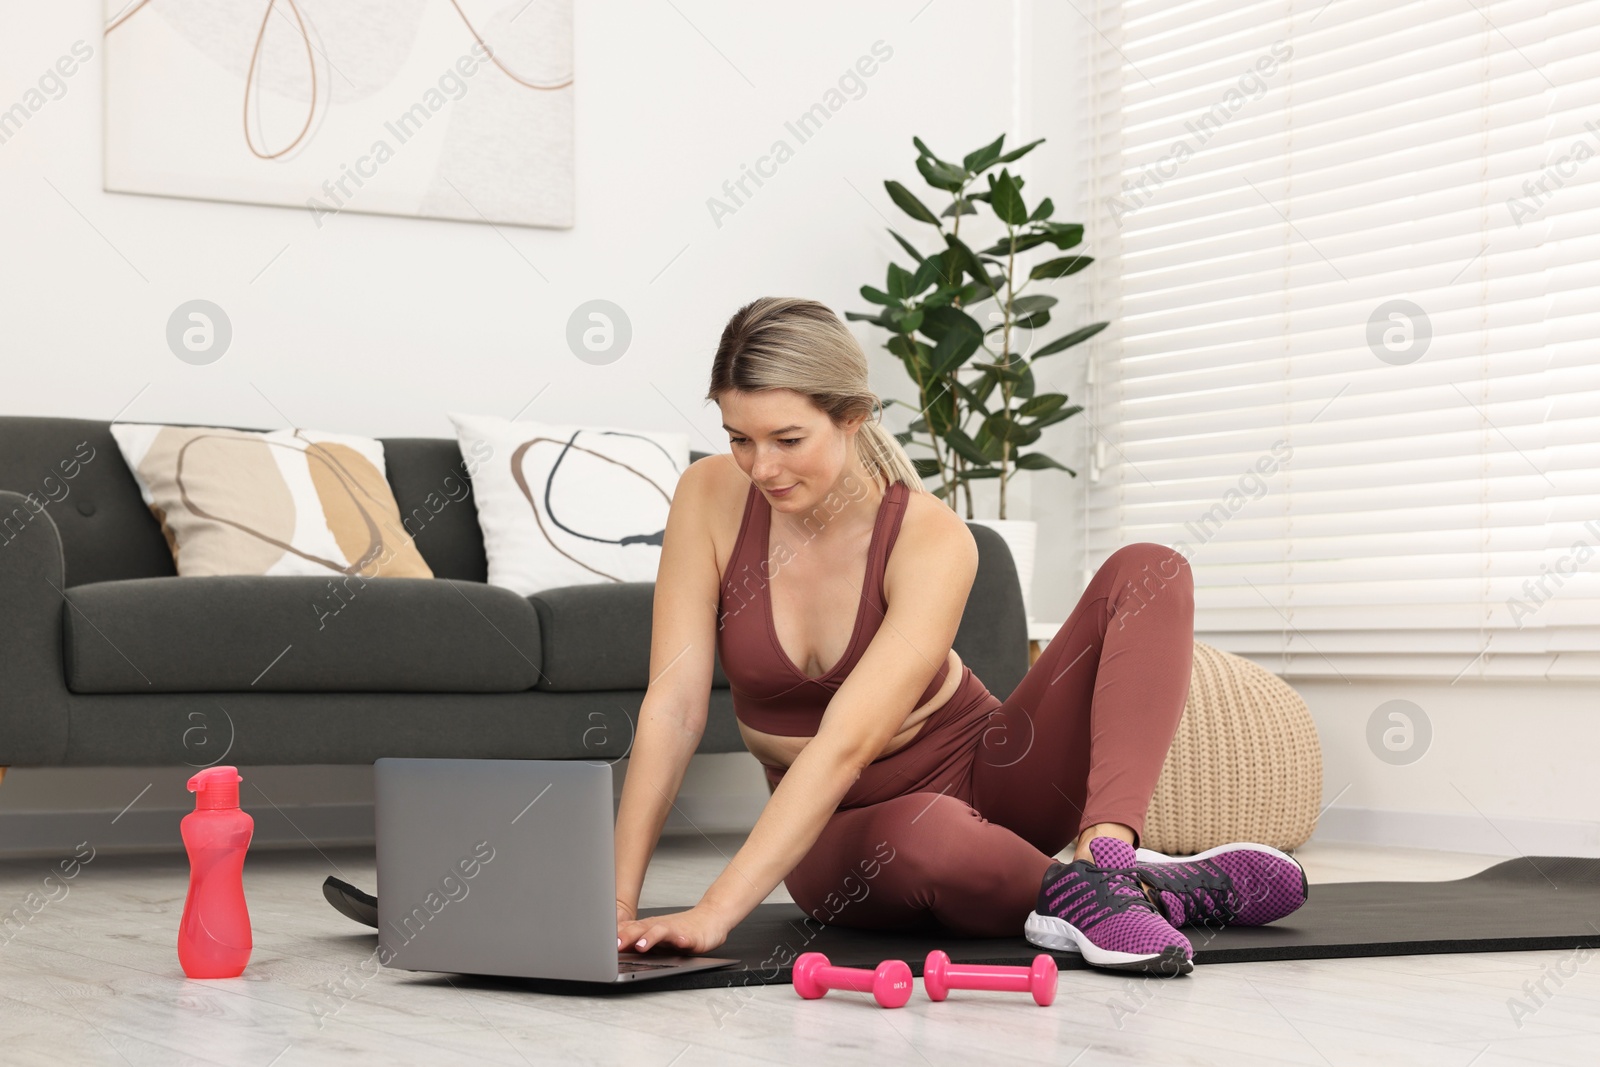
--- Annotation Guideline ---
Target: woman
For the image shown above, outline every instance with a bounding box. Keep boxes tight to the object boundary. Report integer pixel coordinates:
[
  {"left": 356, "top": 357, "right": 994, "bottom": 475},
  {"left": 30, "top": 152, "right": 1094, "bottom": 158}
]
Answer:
[{"left": 613, "top": 297, "right": 1306, "bottom": 975}]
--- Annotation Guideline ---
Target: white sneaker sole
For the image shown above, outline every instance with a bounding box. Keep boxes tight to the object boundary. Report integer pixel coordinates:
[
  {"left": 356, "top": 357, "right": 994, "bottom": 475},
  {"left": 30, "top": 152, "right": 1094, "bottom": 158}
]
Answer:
[
  {"left": 1024, "top": 912, "right": 1193, "bottom": 975},
  {"left": 1135, "top": 841, "right": 1298, "bottom": 867}
]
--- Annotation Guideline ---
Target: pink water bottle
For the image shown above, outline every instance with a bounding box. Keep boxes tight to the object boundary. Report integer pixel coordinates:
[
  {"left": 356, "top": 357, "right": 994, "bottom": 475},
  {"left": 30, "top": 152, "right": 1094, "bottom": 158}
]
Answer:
[{"left": 178, "top": 766, "right": 254, "bottom": 978}]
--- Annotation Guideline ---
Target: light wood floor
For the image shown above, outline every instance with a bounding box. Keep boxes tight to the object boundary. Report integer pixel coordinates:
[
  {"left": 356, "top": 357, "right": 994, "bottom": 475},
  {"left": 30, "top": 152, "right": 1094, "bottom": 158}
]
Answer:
[{"left": 2, "top": 836, "right": 1595, "bottom": 1066}]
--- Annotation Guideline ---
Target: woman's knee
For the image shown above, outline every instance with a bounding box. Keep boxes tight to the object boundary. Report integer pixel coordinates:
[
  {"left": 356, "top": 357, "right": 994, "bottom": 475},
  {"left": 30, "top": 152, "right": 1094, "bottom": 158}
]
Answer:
[{"left": 1103, "top": 542, "right": 1193, "bottom": 613}]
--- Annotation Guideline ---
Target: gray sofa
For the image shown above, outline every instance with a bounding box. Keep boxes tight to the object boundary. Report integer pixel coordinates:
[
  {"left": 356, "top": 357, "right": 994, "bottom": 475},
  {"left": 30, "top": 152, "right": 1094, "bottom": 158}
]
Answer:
[{"left": 0, "top": 416, "right": 1030, "bottom": 770}]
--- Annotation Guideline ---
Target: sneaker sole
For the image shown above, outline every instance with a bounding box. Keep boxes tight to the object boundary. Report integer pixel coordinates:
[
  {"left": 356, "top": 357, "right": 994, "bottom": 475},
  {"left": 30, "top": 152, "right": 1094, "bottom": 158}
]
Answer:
[
  {"left": 1024, "top": 912, "right": 1193, "bottom": 976},
  {"left": 1135, "top": 842, "right": 1310, "bottom": 923}
]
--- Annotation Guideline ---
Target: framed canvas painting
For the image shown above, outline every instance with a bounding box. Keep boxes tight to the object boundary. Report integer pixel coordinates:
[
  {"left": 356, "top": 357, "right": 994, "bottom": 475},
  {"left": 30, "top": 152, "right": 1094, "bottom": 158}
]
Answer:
[{"left": 103, "top": 0, "right": 573, "bottom": 228}]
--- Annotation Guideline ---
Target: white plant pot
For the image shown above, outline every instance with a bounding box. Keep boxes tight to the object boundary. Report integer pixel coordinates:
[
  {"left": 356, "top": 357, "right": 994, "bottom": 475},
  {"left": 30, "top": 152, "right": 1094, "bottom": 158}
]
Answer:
[{"left": 970, "top": 518, "right": 1038, "bottom": 623}]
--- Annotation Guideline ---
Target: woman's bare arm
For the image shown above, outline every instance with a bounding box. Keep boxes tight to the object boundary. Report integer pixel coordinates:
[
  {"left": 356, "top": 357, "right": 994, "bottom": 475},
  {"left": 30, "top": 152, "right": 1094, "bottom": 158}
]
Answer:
[{"left": 613, "top": 459, "right": 723, "bottom": 916}]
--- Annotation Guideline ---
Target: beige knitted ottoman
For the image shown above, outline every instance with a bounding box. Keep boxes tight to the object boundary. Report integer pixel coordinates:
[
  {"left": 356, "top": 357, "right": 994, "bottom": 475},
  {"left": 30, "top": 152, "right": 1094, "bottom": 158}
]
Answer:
[{"left": 1140, "top": 641, "right": 1322, "bottom": 855}]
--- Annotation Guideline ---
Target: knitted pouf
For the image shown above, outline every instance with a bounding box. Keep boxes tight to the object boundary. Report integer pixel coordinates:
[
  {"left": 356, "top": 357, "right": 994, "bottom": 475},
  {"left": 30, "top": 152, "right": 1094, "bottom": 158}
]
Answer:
[{"left": 1140, "top": 641, "right": 1322, "bottom": 855}]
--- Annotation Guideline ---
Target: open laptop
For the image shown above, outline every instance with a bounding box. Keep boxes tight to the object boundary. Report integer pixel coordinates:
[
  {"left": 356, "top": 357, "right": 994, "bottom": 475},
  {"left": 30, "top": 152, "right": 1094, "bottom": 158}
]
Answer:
[{"left": 375, "top": 757, "right": 739, "bottom": 983}]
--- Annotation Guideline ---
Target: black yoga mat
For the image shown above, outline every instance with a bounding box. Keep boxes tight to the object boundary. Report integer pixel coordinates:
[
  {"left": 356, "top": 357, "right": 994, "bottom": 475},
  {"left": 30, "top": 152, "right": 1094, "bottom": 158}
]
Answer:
[{"left": 323, "top": 855, "right": 1600, "bottom": 994}]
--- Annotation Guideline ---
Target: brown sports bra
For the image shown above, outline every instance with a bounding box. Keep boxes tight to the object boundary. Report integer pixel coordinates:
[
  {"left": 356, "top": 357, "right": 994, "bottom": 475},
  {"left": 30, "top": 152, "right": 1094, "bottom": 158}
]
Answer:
[{"left": 716, "top": 478, "right": 952, "bottom": 737}]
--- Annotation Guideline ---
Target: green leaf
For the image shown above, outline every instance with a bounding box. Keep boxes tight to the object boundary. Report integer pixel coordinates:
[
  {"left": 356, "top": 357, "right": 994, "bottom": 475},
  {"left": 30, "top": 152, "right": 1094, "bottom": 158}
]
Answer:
[
  {"left": 912, "top": 136, "right": 950, "bottom": 166},
  {"left": 886, "top": 262, "right": 913, "bottom": 300},
  {"left": 924, "top": 383, "right": 959, "bottom": 435},
  {"left": 1018, "top": 394, "right": 1068, "bottom": 418},
  {"left": 1030, "top": 255, "right": 1093, "bottom": 280},
  {"left": 982, "top": 411, "right": 1033, "bottom": 445},
  {"left": 944, "top": 235, "right": 996, "bottom": 295},
  {"left": 889, "top": 307, "right": 924, "bottom": 333},
  {"left": 963, "top": 134, "right": 1007, "bottom": 172},
  {"left": 886, "top": 333, "right": 924, "bottom": 360},
  {"left": 1029, "top": 197, "right": 1055, "bottom": 222},
  {"left": 1013, "top": 310, "right": 1051, "bottom": 331},
  {"left": 957, "top": 281, "right": 991, "bottom": 306},
  {"left": 994, "top": 137, "right": 1045, "bottom": 164},
  {"left": 844, "top": 309, "right": 893, "bottom": 327},
  {"left": 1041, "top": 222, "right": 1084, "bottom": 249},
  {"left": 922, "top": 307, "right": 984, "bottom": 376},
  {"left": 1010, "top": 294, "right": 1057, "bottom": 315},
  {"left": 1030, "top": 403, "right": 1083, "bottom": 429},
  {"left": 922, "top": 249, "right": 964, "bottom": 291},
  {"left": 972, "top": 425, "right": 1005, "bottom": 461},
  {"left": 970, "top": 372, "right": 998, "bottom": 407},
  {"left": 950, "top": 377, "right": 993, "bottom": 418},
  {"left": 916, "top": 303, "right": 964, "bottom": 344},
  {"left": 972, "top": 358, "right": 1028, "bottom": 385},
  {"left": 962, "top": 467, "right": 1002, "bottom": 479},
  {"left": 912, "top": 458, "right": 943, "bottom": 478},
  {"left": 909, "top": 256, "right": 945, "bottom": 297},
  {"left": 988, "top": 169, "right": 1028, "bottom": 225},
  {"left": 885, "top": 180, "right": 941, "bottom": 226},
  {"left": 1015, "top": 360, "right": 1036, "bottom": 400},
  {"left": 860, "top": 285, "right": 895, "bottom": 306},
  {"left": 943, "top": 428, "right": 989, "bottom": 465},
  {"left": 940, "top": 198, "right": 979, "bottom": 218},
  {"left": 916, "top": 154, "right": 968, "bottom": 192},
  {"left": 977, "top": 232, "right": 1051, "bottom": 256},
  {"left": 1031, "top": 322, "right": 1108, "bottom": 358},
  {"left": 887, "top": 229, "right": 926, "bottom": 264},
  {"left": 896, "top": 350, "right": 930, "bottom": 389},
  {"left": 1014, "top": 451, "right": 1077, "bottom": 475}
]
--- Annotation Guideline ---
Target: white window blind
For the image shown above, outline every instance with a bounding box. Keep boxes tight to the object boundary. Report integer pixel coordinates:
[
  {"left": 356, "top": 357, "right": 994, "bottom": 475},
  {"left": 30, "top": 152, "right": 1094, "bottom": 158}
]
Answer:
[{"left": 1081, "top": 0, "right": 1600, "bottom": 680}]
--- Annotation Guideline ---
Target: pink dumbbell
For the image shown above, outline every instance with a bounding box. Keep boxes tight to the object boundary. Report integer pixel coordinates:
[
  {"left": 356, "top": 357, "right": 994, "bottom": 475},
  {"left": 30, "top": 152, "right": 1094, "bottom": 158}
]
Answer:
[
  {"left": 922, "top": 950, "right": 1058, "bottom": 1006},
  {"left": 792, "top": 952, "right": 913, "bottom": 1008}
]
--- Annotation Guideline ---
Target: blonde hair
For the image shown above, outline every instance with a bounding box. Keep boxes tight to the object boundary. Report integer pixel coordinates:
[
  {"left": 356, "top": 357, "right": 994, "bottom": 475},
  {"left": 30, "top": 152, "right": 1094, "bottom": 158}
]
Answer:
[{"left": 706, "top": 297, "right": 924, "bottom": 495}]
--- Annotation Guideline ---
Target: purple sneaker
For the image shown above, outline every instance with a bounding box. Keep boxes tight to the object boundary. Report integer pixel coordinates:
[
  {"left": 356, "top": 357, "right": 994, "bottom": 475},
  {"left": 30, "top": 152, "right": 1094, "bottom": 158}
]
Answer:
[
  {"left": 1024, "top": 837, "right": 1193, "bottom": 976},
  {"left": 1134, "top": 842, "right": 1309, "bottom": 929}
]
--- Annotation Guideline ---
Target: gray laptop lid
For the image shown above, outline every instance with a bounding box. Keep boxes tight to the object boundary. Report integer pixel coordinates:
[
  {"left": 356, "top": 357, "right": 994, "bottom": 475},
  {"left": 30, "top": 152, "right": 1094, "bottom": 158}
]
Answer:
[{"left": 376, "top": 758, "right": 619, "bottom": 983}]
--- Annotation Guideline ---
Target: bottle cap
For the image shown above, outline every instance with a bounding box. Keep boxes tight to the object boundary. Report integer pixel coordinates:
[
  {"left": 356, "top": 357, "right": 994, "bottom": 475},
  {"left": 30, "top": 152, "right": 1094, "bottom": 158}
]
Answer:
[{"left": 187, "top": 766, "right": 242, "bottom": 810}]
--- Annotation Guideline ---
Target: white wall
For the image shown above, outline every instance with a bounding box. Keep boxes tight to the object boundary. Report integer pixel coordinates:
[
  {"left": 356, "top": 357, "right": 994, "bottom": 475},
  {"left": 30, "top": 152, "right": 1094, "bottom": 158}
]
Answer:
[{"left": 1303, "top": 678, "right": 1600, "bottom": 857}]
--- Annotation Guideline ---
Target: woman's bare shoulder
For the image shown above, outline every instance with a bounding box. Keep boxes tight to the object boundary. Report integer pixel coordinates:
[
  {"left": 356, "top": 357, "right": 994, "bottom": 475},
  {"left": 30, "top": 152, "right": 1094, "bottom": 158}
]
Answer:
[
  {"left": 894, "top": 484, "right": 979, "bottom": 569},
  {"left": 902, "top": 484, "right": 975, "bottom": 539},
  {"left": 882, "top": 484, "right": 979, "bottom": 615},
  {"left": 677, "top": 455, "right": 750, "bottom": 573}
]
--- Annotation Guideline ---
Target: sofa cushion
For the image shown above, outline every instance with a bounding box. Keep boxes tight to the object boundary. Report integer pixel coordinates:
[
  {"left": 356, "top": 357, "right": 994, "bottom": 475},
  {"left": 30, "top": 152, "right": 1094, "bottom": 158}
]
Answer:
[
  {"left": 529, "top": 582, "right": 730, "bottom": 692},
  {"left": 63, "top": 576, "right": 542, "bottom": 693}
]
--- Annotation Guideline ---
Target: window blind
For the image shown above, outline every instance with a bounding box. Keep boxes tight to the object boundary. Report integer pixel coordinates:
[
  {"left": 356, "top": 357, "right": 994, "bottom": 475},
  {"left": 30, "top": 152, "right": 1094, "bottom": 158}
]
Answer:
[{"left": 1081, "top": 0, "right": 1600, "bottom": 680}]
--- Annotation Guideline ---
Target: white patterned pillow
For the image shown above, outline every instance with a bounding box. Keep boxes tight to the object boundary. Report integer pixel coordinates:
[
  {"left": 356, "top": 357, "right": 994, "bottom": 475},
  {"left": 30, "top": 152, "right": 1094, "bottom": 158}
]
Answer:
[
  {"left": 108, "top": 423, "right": 433, "bottom": 578},
  {"left": 448, "top": 412, "right": 689, "bottom": 595}
]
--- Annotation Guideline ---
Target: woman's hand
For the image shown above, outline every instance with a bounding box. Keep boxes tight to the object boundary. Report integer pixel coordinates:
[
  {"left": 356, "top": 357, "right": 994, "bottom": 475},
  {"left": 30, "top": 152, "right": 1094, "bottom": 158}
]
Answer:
[{"left": 616, "top": 904, "right": 732, "bottom": 956}]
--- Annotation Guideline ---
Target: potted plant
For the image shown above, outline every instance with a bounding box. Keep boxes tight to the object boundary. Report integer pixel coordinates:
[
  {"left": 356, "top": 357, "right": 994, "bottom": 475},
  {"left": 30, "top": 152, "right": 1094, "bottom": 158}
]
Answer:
[{"left": 848, "top": 133, "right": 1107, "bottom": 621}]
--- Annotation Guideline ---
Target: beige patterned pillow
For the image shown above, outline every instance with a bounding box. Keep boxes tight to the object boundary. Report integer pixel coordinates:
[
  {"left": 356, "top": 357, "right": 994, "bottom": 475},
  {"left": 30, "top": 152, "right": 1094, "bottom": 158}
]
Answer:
[{"left": 108, "top": 423, "right": 433, "bottom": 579}]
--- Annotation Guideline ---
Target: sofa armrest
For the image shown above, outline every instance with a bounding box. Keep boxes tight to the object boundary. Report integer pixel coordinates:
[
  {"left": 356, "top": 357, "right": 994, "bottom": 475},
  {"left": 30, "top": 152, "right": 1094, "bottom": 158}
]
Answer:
[
  {"left": 0, "top": 491, "right": 72, "bottom": 764},
  {"left": 955, "top": 522, "right": 1031, "bottom": 703}
]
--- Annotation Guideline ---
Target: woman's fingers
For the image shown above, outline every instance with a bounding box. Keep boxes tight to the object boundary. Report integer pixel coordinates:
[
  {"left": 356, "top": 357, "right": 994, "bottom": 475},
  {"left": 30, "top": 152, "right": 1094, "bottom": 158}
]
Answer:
[
  {"left": 617, "top": 910, "right": 713, "bottom": 954},
  {"left": 616, "top": 919, "right": 663, "bottom": 952},
  {"left": 637, "top": 922, "right": 680, "bottom": 952}
]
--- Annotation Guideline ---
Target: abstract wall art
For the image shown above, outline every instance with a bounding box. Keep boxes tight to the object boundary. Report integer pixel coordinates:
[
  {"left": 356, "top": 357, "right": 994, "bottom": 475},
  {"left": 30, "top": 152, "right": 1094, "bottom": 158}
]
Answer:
[{"left": 103, "top": 0, "right": 573, "bottom": 228}]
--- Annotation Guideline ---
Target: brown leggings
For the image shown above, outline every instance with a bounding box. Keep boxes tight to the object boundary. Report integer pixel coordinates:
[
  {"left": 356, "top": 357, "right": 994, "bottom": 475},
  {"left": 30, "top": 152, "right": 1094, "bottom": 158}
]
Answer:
[{"left": 770, "top": 542, "right": 1194, "bottom": 938}]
